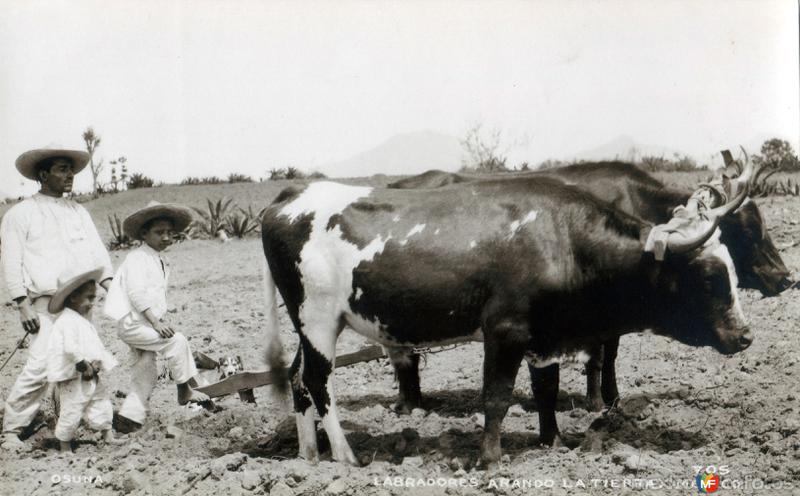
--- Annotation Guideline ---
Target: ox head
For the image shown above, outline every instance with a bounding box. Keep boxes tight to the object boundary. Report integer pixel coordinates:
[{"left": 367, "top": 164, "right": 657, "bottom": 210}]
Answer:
[
  {"left": 645, "top": 184, "right": 753, "bottom": 355},
  {"left": 713, "top": 149, "right": 794, "bottom": 296}
]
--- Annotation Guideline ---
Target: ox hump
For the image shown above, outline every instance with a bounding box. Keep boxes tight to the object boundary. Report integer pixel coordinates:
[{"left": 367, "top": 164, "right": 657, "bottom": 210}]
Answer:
[{"left": 279, "top": 181, "right": 373, "bottom": 227}]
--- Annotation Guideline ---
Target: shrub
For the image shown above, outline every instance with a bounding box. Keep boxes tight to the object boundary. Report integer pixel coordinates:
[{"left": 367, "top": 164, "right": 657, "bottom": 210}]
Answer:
[
  {"left": 239, "top": 205, "right": 266, "bottom": 223},
  {"left": 640, "top": 155, "right": 706, "bottom": 172},
  {"left": 226, "top": 213, "right": 259, "bottom": 238},
  {"left": 537, "top": 159, "right": 567, "bottom": 170},
  {"left": 308, "top": 171, "right": 328, "bottom": 179},
  {"left": 751, "top": 175, "right": 800, "bottom": 198},
  {"left": 191, "top": 198, "right": 234, "bottom": 238},
  {"left": 227, "top": 172, "right": 253, "bottom": 183},
  {"left": 268, "top": 168, "right": 286, "bottom": 180},
  {"left": 285, "top": 167, "right": 305, "bottom": 180},
  {"left": 127, "top": 172, "right": 155, "bottom": 189},
  {"left": 181, "top": 176, "right": 201, "bottom": 186},
  {"left": 181, "top": 176, "right": 223, "bottom": 186}
]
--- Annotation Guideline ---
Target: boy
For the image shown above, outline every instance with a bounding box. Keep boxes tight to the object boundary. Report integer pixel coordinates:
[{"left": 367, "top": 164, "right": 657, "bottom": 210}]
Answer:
[
  {"left": 46, "top": 267, "right": 122, "bottom": 451},
  {"left": 104, "top": 201, "right": 211, "bottom": 432}
]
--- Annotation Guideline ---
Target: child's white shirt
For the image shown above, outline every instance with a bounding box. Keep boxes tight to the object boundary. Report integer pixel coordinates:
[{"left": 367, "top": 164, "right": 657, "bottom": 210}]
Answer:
[
  {"left": 104, "top": 244, "right": 170, "bottom": 322},
  {"left": 46, "top": 308, "right": 118, "bottom": 382}
]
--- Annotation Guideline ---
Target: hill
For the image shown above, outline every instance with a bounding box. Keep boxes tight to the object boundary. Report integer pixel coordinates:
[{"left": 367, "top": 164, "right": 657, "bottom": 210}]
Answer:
[
  {"left": 571, "top": 135, "right": 691, "bottom": 163},
  {"left": 321, "top": 131, "right": 463, "bottom": 177}
]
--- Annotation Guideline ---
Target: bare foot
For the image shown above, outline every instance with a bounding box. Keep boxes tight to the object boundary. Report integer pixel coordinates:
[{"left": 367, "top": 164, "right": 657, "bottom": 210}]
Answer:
[
  {"left": 177, "top": 383, "right": 214, "bottom": 408},
  {"left": 102, "top": 430, "right": 126, "bottom": 445},
  {"left": 1, "top": 434, "right": 30, "bottom": 453}
]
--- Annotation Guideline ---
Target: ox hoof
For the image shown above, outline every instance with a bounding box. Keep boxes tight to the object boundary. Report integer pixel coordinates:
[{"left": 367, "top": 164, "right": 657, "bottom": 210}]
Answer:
[
  {"left": 586, "top": 396, "right": 605, "bottom": 412},
  {"left": 335, "top": 452, "right": 362, "bottom": 467},
  {"left": 298, "top": 450, "right": 320, "bottom": 464},
  {"left": 392, "top": 399, "right": 424, "bottom": 415},
  {"left": 391, "top": 401, "right": 415, "bottom": 415},
  {"left": 538, "top": 433, "right": 563, "bottom": 448}
]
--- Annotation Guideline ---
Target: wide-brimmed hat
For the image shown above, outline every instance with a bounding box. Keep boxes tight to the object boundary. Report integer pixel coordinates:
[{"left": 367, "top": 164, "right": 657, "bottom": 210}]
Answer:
[
  {"left": 15, "top": 145, "right": 90, "bottom": 180},
  {"left": 48, "top": 267, "right": 104, "bottom": 314},
  {"left": 123, "top": 201, "right": 193, "bottom": 240}
]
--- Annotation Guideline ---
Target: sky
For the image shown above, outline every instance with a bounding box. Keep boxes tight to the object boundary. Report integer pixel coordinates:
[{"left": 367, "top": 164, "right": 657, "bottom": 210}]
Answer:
[{"left": 0, "top": 0, "right": 797, "bottom": 198}]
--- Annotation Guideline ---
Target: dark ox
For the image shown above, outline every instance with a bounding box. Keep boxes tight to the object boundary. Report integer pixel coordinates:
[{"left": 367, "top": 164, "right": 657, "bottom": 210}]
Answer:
[
  {"left": 388, "top": 162, "right": 792, "bottom": 412},
  {"left": 260, "top": 177, "right": 751, "bottom": 465}
]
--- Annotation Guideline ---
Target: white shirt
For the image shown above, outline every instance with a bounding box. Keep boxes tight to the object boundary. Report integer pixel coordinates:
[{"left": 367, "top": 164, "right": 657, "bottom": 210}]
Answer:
[
  {"left": 104, "top": 244, "right": 170, "bottom": 322},
  {"left": 46, "top": 308, "right": 118, "bottom": 382},
  {"left": 0, "top": 194, "right": 113, "bottom": 301}
]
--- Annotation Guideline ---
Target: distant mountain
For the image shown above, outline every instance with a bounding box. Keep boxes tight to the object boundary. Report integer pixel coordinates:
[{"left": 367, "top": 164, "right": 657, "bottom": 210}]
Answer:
[
  {"left": 321, "top": 131, "right": 463, "bottom": 178},
  {"left": 571, "top": 135, "right": 691, "bottom": 163}
]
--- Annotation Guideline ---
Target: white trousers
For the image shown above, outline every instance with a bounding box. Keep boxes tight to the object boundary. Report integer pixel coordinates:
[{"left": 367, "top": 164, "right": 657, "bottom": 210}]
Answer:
[
  {"left": 54, "top": 377, "right": 112, "bottom": 442},
  {"left": 117, "top": 316, "right": 198, "bottom": 424},
  {"left": 2, "top": 303, "right": 55, "bottom": 435}
]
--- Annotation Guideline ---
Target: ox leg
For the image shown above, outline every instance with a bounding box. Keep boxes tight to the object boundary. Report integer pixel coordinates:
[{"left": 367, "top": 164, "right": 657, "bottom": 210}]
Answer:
[
  {"left": 584, "top": 344, "right": 605, "bottom": 412},
  {"left": 289, "top": 347, "right": 319, "bottom": 462},
  {"left": 532, "top": 363, "right": 562, "bottom": 446},
  {"left": 601, "top": 336, "right": 620, "bottom": 406},
  {"left": 481, "top": 318, "right": 527, "bottom": 465},
  {"left": 299, "top": 327, "right": 360, "bottom": 466},
  {"left": 387, "top": 347, "right": 422, "bottom": 414}
]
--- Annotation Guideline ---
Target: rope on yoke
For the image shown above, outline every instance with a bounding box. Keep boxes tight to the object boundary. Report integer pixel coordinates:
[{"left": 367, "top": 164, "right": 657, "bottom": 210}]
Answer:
[
  {"left": 411, "top": 343, "right": 466, "bottom": 371},
  {"left": 411, "top": 343, "right": 465, "bottom": 356}
]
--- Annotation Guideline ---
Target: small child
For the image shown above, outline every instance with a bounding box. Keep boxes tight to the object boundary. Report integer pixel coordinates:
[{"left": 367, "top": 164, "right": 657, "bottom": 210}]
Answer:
[
  {"left": 104, "top": 201, "right": 212, "bottom": 432},
  {"left": 46, "top": 267, "right": 122, "bottom": 451}
]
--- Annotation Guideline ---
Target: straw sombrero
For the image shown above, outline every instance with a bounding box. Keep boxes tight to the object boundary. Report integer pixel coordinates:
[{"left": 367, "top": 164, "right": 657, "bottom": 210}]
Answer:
[
  {"left": 48, "top": 267, "right": 104, "bottom": 314},
  {"left": 15, "top": 146, "right": 90, "bottom": 180},
  {"left": 123, "top": 201, "right": 193, "bottom": 240}
]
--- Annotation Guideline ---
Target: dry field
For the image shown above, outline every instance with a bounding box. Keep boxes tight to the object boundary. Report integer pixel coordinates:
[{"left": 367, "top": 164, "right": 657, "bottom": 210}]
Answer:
[{"left": 0, "top": 173, "right": 798, "bottom": 495}]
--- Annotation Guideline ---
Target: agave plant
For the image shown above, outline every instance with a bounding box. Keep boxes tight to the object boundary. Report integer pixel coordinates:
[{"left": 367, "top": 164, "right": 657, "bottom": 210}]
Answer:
[
  {"left": 239, "top": 205, "right": 266, "bottom": 222},
  {"left": 226, "top": 213, "right": 259, "bottom": 238},
  {"left": 191, "top": 198, "right": 234, "bottom": 238},
  {"left": 783, "top": 178, "right": 800, "bottom": 196},
  {"left": 107, "top": 213, "right": 134, "bottom": 250}
]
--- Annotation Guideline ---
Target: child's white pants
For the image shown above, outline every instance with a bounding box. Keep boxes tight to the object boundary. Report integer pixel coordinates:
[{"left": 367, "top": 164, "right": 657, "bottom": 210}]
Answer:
[
  {"left": 117, "top": 316, "right": 198, "bottom": 424},
  {"left": 54, "top": 378, "right": 112, "bottom": 442}
]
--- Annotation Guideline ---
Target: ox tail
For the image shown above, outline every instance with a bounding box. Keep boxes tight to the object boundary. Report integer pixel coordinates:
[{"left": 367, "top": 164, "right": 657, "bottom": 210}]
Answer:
[{"left": 262, "top": 256, "right": 289, "bottom": 397}]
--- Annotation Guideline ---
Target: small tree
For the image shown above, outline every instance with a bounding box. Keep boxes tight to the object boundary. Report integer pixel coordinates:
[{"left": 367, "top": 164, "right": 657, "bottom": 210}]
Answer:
[
  {"left": 82, "top": 127, "right": 103, "bottom": 196},
  {"left": 757, "top": 138, "right": 799, "bottom": 172},
  {"left": 109, "top": 156, "right": 128, "bottom": 192},
  {"left": 460, "top": 123, "right": 508, "bottom": 173},
  {"left": 127, "top": 172, "right": 154, "bottom": 189}
]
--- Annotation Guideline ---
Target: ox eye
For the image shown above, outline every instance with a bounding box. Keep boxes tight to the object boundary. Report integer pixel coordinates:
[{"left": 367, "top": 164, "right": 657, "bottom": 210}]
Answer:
[{"left": 706, "top": 272, "right": 731, "bottom": 300}]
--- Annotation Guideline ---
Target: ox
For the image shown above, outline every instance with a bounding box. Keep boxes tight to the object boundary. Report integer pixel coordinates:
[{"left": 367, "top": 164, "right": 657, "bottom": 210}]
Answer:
[
  {"left": 387, "top": 160, "right": 791, "bottom": 412},
  {"left": 260, "top": 177, "right": 751, "bottom": 465}
]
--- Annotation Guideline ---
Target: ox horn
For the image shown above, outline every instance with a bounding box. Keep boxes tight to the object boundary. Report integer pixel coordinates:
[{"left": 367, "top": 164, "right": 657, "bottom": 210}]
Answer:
[
  {"left": 728, "top": 146, "right": 755, "bottom": 196},
  {"left": 667, "top": 182, "right": 748, "bottom": 254}
]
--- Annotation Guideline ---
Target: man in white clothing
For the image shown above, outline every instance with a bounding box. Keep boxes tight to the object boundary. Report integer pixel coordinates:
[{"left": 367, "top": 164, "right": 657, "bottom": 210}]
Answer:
[{"left": 0, "top": 146, "right": 113, "bottom": 451}]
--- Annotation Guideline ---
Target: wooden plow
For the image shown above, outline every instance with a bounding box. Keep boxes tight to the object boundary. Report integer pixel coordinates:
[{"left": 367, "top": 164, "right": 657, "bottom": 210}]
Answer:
[{"left": 194, "top": 345, "right": 386, "bottom": 399}]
